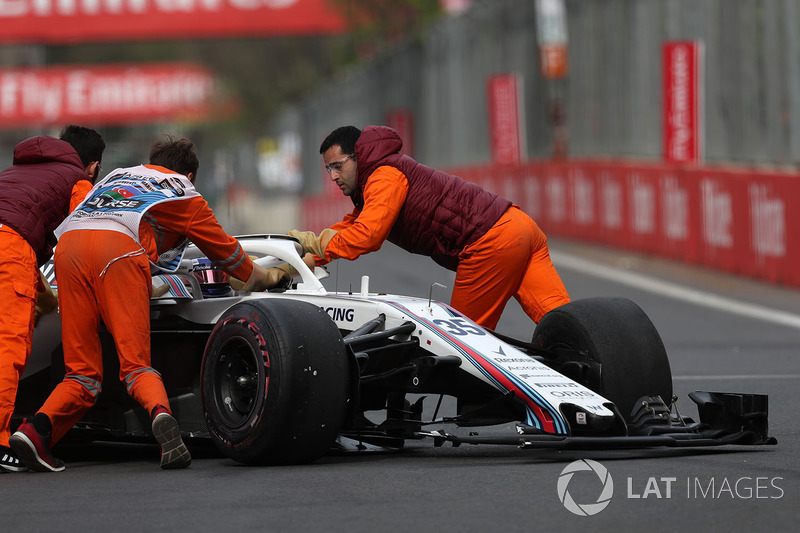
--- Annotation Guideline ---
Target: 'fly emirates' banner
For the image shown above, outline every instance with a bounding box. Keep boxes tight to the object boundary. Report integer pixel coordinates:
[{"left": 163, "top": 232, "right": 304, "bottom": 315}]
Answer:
[
  {"left": 0, "top": 63, "right": 219, "bottom": 127},
  {"left": 0, "top": 0, "right": 346, "bottom": 44}
]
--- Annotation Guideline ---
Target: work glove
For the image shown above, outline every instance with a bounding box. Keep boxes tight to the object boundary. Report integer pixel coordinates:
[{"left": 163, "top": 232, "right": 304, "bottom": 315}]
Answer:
[
  {"left": 271, "top": 253, "right": 319, "bottom": 278},
  {"left": 151, "top": 277, "right": 171, "bottom": 298},
  {"left": 287, "top": 228, "right": 338, "bottom": 258},
  {"left": 229, "top": 263, "right": 290, "bottom": 292},
  {"left": 34, "top": 271, "right": 59, "bottom": 326}
]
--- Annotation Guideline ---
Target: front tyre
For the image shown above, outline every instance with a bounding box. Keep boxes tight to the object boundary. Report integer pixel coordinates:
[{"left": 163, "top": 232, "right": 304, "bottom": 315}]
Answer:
[
  {"left": 532, "top": 297, "right": 673, "bottom": 421},
  {"left": 201, "top": 299, "right": 348, "bottom": 465}
]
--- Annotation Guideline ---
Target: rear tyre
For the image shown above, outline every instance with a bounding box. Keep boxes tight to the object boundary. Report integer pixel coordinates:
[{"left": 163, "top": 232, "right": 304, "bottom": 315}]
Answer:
[
  {"left": 201, "top": 299, "right": 348, "bottom": 465},
  {"left": 532, "top": 297, "right": 672, "bottom": 421}
]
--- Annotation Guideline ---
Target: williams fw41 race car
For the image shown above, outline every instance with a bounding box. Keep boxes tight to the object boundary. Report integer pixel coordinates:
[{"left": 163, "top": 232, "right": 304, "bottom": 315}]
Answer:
[{"left": 17, "top": 235, "right": 776, "bottom": 465}]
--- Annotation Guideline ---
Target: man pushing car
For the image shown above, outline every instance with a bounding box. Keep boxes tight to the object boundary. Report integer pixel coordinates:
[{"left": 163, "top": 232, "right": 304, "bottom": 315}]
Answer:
[
  {"left": 289, "top": 125, "right": 570, "bottom": 330},
  {"left": 11, "top": 136, "right": 287, "bottom": 472},
  {"left": 0, "top": 125, "right": 105, "bottom": 473}
]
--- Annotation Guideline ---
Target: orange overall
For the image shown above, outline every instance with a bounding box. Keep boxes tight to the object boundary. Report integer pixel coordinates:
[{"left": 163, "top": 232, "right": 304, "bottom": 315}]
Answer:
[
  {"left": 0, "top": 227, "right": 39, "bottom": 448},
  {"left": 40, "top": 230, "right": 164, "bottom": 444},
  {"left": 322, "top": 167, "right": 570, "bottom": 330},
  {"left": 40, "top": 187, "right": 254, "bottom": 446},
  {"left": 0, "top": 181, "right": 91, "bottom": 448},
  {"left": 450, "top": 205, "right": 570, "bottom": 328}
]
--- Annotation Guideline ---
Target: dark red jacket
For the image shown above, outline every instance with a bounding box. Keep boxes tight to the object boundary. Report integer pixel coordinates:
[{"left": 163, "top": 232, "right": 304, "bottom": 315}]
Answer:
[
  {"left": 0, "top": 136, "right": 89, "bottom": 266},
  {"left": 353, "top": 126, "right": 511, "bottom": 271}
]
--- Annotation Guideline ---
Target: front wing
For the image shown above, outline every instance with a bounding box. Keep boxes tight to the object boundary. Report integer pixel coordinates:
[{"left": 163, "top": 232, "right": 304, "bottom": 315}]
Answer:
[{"left": 417, "top": 391, "right": 777, "bottom": 450}]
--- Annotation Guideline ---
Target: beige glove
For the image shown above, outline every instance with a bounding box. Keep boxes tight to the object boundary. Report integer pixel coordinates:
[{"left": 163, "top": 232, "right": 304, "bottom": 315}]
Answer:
[
  {"left": 287, "top": 229, "right": 338, "bottom": 258},
  {"left": 34, "top": 271, "right": 58, "bottom": 326},
  {"left": 151, "top": 277, "right": 171, "bottom": 297},
  {"left": 301, "top": 252, "right": 317, "bottom": 271},
  {"left": 229, "top": 263, "right": 290, "bottom": 292},
  {"left": 271, "top": 253, "right": 318, "bottom": 278}
]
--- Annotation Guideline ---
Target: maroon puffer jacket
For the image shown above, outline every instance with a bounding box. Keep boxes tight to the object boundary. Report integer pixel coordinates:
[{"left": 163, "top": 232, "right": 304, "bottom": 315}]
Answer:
[
  {"left": 0, "top": 136, "right": 88, "bottom": 266},
  {"left": 353, "top": 126, "right": 511, "bottom": 271}
]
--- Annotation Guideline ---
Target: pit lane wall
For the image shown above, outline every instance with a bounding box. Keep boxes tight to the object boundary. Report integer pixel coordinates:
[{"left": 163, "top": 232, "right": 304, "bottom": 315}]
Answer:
[{"left": 301, "top": 160, "right": 800, "bottom": 288}]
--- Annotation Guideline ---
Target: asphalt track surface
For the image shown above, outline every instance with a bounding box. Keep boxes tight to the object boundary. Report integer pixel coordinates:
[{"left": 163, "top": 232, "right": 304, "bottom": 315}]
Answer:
[{"left": 5, "top": 238, "right": 799, "bottom": 532}]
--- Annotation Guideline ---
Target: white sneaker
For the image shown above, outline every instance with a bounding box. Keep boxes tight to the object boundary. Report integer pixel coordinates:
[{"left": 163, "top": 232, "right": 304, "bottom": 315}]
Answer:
[{"left": 1, "top": 445, "right": 27, "bottom": 472}]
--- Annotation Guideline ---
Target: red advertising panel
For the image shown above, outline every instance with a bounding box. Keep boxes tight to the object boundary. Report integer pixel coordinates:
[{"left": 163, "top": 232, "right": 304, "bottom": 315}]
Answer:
[
  {"left": 0, "top": 63, "right": 220, "bottom": 127},
  {"left": 487, "top": 73, "right": 524, "bottom": 166},
  {"left": 658, "top": 168, "right": 700, "bottom": 263},
  {"left": 756, "top": 173, "right": 800, "bottom": 286},
  {"left": 696, "top": 170, "right": 749, "bottom": 275},
  {"left": 663, "top": 41, "right": 703, "bottom": 164},
  {"left": 0, "top": 0, "right": 346, "bottom": 44},
  {"left": 567, "top": 164, "right": 598, "bottom": 240},
  {"left": 626, "top": 166, "right": 663, "bottom": 254},
  {"left": 594, "top": 163, "right": 628, "bottom": 247},
  {"left": 386, "top": 157, "right": 800, "bottom": 288}
]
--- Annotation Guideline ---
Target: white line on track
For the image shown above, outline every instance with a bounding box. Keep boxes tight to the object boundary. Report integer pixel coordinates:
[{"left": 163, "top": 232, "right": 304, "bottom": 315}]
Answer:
[{"left": 552, "top": 250, "right": 800, "bottom": 330}]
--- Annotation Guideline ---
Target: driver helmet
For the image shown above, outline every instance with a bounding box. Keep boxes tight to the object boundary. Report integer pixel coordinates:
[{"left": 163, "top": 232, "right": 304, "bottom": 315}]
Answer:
[{"left": 190, "top": 258, "right": 232, "bottom": 298}]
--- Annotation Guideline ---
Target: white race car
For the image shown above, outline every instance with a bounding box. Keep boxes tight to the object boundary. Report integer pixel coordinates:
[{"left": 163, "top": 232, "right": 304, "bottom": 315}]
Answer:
[{"left": 17, "top": 235, "right": 776, "bottom": 465}]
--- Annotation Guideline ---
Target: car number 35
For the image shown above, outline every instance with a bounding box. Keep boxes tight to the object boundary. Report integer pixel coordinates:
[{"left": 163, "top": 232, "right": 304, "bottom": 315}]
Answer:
[{"left": 432, "top": 318, "right": 486, "bottom": 336}]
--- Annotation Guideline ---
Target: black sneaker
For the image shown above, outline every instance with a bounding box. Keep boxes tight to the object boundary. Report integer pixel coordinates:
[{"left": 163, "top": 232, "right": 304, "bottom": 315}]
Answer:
[
  {"left": 9, "top": 419, "right": 65, "bottom": 472},
  {"left": 151, "top": 410, "right": 191, "bottom": 470},
  {"left": 0, "top": 446, "right": 26, "bottom": 472}
]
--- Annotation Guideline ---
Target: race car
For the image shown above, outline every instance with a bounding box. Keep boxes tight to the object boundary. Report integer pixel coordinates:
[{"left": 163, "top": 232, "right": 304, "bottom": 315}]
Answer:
[{"left": 15, "top": 235, "right": 776, "bottom": 465}]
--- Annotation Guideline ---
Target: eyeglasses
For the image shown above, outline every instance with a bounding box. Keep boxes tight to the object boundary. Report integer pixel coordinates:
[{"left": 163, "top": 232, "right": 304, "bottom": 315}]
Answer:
[{"left": 325, "top": 154, "right": 354, "bottom": 175}]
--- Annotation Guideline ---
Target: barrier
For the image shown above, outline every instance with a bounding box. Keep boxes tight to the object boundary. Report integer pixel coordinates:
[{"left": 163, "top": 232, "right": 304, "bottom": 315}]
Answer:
[{"left": 301, "top": 160, "right": 800, "bottom": 288}]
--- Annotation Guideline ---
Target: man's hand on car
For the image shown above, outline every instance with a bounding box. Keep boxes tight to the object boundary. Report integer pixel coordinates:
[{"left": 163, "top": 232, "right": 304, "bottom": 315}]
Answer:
[
  {"left": 287, "top": 229, "right": 338, "bottom": 258},
  {"left": 230, "top": 264, "right": 290, "bottom": 292},
  {"left": 270, "top": 252, "right": 318, "bottom": 279},
  {"left": 34, "top": 271, "right": 59, "bottom": 326}
]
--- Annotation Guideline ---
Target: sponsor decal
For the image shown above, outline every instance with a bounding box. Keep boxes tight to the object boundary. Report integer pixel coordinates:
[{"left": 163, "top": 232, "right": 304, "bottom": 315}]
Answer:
[
  {"left": 550, "top": 390, "right": 597, "bottom": 398},
  {"left": 325, "top": 307, "right": 354, "bottom": 322}
]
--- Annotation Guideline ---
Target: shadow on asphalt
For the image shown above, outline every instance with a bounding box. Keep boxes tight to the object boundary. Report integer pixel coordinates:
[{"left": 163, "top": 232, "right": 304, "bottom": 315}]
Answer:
[{"left": 47, "top": 432, "right": 777, "bottom": 468}]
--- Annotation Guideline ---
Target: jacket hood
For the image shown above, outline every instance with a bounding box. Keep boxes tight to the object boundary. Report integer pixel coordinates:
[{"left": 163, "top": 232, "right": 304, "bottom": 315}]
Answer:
[
  {"left": 356, "top": 126, "right": 404, "bottom": 167},
  {"left": 13, "top": 135, "right": 84, "bottom": 169}
]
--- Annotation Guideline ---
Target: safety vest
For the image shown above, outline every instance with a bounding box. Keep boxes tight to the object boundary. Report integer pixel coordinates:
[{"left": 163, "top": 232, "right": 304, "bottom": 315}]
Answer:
[{"left": 56, "top": 165, "right": 200, "bottom": 272}]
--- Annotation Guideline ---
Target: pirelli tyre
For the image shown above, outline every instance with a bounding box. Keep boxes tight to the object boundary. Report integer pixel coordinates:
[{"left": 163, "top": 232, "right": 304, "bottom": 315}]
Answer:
[
  {"left": 531, "top": 297, "right": 673, "bottom": 422},
  {"left": 200, "top": 299, "right": 349, "bottom": 465}
]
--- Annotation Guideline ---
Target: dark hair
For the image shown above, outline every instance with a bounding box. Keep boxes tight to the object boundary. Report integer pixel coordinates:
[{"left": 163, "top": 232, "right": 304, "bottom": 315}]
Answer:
[
  {"left": 59, "top": 124, "right": 105, "bottom": 168},
  {"left": 320, "top": 126, "right": 361, "bottom": 155},
  {"left": 149, "top": 136, "right": 199, "bottom": 179}
]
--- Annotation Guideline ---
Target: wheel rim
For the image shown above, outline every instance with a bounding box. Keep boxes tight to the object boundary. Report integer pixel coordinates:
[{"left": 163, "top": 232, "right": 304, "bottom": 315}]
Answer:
[{"left": 214, "top": 335, "right": 267, "bottom": 428}]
